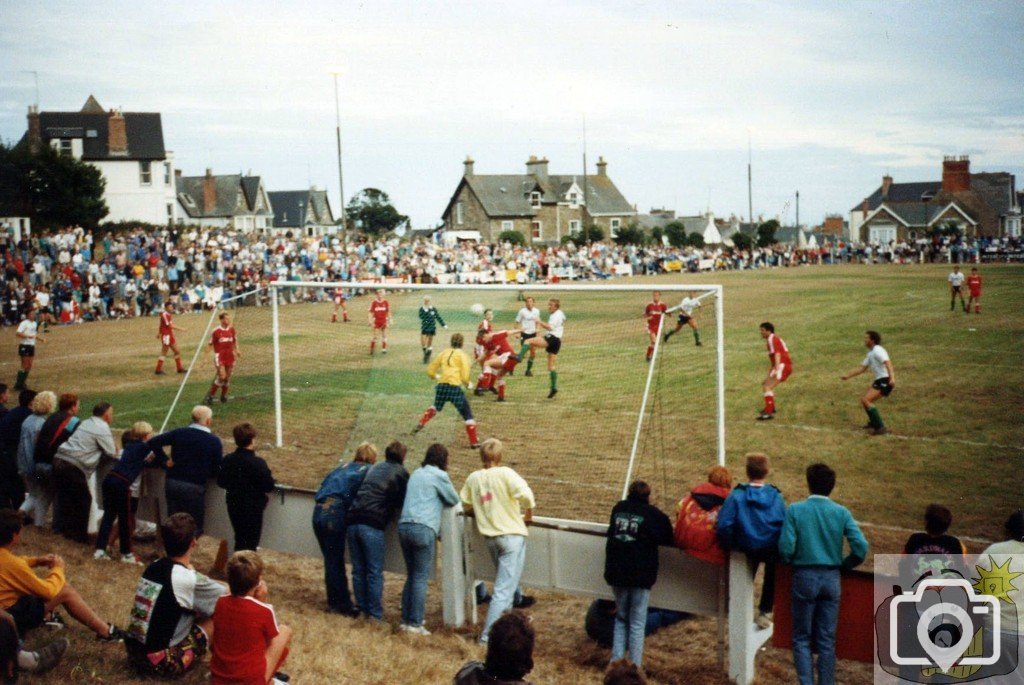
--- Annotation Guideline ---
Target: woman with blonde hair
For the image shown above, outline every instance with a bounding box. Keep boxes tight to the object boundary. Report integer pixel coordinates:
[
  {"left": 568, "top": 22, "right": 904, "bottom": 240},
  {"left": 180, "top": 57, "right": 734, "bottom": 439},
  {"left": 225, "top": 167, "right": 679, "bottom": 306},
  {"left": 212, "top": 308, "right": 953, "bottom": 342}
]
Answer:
[
  {"left": 17, "top": 390, "right": 56, "bottom": 525},
  {"left": 312, "top": 441, "right": 378, "bottom": 616}
]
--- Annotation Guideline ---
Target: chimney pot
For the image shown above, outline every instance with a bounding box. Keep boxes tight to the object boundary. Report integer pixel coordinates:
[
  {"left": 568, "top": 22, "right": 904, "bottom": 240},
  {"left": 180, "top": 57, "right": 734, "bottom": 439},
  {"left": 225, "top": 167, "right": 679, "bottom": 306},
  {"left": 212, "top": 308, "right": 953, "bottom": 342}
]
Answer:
[
  {"left": 942, "top": 155, "right": 971, "bottom": 193},
  {"left": 107, "top": 109, "right": 128, "bottom": 156},
  {"left": 464, "top": 156, "right": 475, "bottom": 176},
  {"left": 203, "top": 170, "right": 217, "bottom": 214},
  {"left": 526, "top": 155, "right": 549, "bottom": 180},
  {"left": 881, "top": 175, "right": 893, "bottom": 199},
  {"left": 596, "top": 156, "right": 607, "bottom": 176}
]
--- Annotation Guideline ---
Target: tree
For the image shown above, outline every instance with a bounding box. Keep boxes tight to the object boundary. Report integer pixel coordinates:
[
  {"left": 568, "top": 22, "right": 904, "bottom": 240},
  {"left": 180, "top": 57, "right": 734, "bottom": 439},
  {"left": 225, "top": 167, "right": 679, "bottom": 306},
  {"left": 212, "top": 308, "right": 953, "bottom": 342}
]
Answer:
[
  {"left": 732, "top": 231, "right": 753, "bottom": 251},
  {"left": 756, "top": 219, "right": 780, "bottom": 248},
  {"left": 686, "top": 231, "right": 705, "bottom": 248},
  {"left": 498, "top": 229, "right": 526, "bottom": 246},
  {"left": 664, "top": 221, "right": 687, "bottom": 248},
  {"left": 612, "top": 222, "right": 644, "bottom": 246},
  {"left": 0, "top": 142, "right": 108, "bottom": 229},
  {"left": 650, "top": 226, "right": 664, "bottom": 244},
  {"left": 345, "top": 188, "right": 408, "bottom": 236}
]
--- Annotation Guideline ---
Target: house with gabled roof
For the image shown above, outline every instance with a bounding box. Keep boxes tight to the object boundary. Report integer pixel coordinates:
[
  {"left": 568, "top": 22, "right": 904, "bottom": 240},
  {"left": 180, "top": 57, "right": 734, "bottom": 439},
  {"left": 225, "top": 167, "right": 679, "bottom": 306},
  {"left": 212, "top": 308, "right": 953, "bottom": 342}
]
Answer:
[
  {"left": 21, "top": 95, "right": 177, "bottom": 225},
  {"left": 850, "top": 157, "right": 1020, "bottom": 243},
  {"left": 441, "top": 155, "right": 635, "bottom": 243},
  {"left": 267, "top": 187, "right": 336, "bottom": 236},
  {"left": 175, "top": 169, "right": 274, "bottom": 230}
]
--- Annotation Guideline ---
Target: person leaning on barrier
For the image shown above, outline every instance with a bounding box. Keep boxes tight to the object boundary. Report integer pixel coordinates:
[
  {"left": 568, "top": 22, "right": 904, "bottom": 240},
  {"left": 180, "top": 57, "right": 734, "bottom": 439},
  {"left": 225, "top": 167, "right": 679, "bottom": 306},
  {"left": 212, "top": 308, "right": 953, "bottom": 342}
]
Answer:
[
  {"left": 52, "top": 402, "right": 117, "bottom": 543},
  {"left": 216, "top": 423, "right": 275, "bottom": 552},
  {"left": 15, "top": 391, "right": 55, "bottom": 526}
]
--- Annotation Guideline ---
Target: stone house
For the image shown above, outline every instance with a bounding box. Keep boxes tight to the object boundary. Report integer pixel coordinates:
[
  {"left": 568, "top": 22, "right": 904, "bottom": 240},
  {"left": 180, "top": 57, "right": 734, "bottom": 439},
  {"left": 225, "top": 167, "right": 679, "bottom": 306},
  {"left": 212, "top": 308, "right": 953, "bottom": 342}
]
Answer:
[{"left": 441, "top": 155, "right": 635, "bottom": 243}]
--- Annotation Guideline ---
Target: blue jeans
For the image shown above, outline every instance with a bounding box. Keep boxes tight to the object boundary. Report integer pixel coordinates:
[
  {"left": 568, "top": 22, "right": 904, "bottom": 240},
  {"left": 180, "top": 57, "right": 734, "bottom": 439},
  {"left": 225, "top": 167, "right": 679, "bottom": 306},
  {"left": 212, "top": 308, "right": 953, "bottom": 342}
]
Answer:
[
  {"left": 481, "top": 534, "right": 526, "bottom": 643},
  {"left": 347, "top": 524, "right": 386, "bottom": 620},
  {"left": 312, "top": 501, "right": 353, "bottom": 613},
  {"left": 791, "top": 566, "right": 841, "bottom": 685},
  {"left": 399, "top": 522, "right": 436, "bottom": 627},
  {"left": 612, "top": 586, "right": 651, "bottom": 665}
]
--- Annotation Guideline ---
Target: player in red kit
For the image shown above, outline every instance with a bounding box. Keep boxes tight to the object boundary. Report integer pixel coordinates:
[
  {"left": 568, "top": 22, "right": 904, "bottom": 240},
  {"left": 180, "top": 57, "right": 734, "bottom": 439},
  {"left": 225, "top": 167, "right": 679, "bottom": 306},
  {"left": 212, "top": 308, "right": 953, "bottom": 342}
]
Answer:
[
  {"left": 966, "top": 267, "right": 982, "bottom": 314},
  {"left": 758, "top": 322, "right": 792, "bottom": 421},
  {"left": 204, "top": 312, "right": 240, "bottom": 404},
  {"left": 473, "top": 309, "right": 495, "bottom": 395},
  {"left": 477, "top": 330, "right": 519, "bottom": 402},
  {"left": 368, "top": 289, "right": 392, "bottom": 355},
  {"left": 644, "top": 291, "right": 668, "bottom": 362},
  {"left": 331, "top": 287, "right": 349, "bottom": 323},
  {"left": 155, "top": 302, "right": 187, "bottom": 375}
]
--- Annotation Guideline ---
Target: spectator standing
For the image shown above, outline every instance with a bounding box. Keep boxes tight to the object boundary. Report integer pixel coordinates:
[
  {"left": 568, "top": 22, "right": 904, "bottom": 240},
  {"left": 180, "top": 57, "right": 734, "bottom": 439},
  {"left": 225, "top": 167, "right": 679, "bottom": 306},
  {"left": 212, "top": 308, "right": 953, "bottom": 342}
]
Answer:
[
  {"left": 453, "top": 611, "right": 535, "bottom": 685},
  {"left": 31, "top": 392, "right": 79, "bottom": 533},
  {"left": 312, "top": 443, "right": 377, "bottom": 616},
  {"left": 16, "top": 391, "right": 56, "bottom": 526},
  {"left": 345, "top": 441, "right": 409, "bottom": 621},
  {"left": 716, "top": 453, "right": 786, "bottom": 629},
  {"left": 147, "top": 405, "right": 224, "bottom": 533},
  {"left": 901, "top": 504, "right": 967, "bottom": 579},
  {"left": 673, "top": 466, "right": 732, "bottom": 565},
  {"left": 603, "top": 480, "right": 673, "bottom": 667},
  {"left": 0, "top": 390, "right": 37, "bottom": 510},
  {"left": 778, "top": 463, "right": 868, "bottom": 685},
  {"left": 125, "top": 513, "right": 228, "bottom": 678},
  {"left": 398, "top": 443, "right": 460, "bottom": 635},
  {"left": 460, "top": 438, "right": 536, "bottom": 644},
  {"left": 216, "top": 423, "right": 275, "bottom": 552},
  {"left": 980, "top": 509, "right": 1024, "bottom": 669},
  {"left": 52, "top": 402, "right": 116, "bottom": 542}
]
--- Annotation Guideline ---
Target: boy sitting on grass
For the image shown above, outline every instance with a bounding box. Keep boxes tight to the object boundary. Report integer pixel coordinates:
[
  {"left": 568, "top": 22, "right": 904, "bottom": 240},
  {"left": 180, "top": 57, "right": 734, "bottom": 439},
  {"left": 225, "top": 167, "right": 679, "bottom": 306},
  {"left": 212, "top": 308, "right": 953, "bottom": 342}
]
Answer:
[{"left": 210, "top": 550, "right": 292, "bottom": 685}]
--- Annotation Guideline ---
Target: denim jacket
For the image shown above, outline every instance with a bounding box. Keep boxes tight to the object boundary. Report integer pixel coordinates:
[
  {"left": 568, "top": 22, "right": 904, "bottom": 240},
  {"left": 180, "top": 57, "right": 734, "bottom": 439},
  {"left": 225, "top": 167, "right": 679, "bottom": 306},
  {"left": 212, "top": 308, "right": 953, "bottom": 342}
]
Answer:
[{"left": 314, "top": 461, "right": 371, "bottom": 523}]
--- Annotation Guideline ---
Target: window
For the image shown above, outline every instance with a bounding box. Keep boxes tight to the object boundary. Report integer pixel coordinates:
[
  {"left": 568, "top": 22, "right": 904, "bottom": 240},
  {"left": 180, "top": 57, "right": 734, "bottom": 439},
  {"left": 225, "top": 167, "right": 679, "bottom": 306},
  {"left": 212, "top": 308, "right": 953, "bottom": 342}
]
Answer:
[
  {"left": 502, "top": 220, "right": 514, "bottom": 231},
  {"left": 164, "top": 162, "right": 172, "bottom": 185},
  {"left": 531, "top": 221, "right": 542, "bottom": 240},
  {"left": 166, "top": 203, "right": 173, "bottom": 220},
  {"left": 139, "top": 161, "right": 152, "bottom": 185},
  {"left": 568, "top": 192, "right": 579, "bottom": 207},
  {"left": 456, "top": 201, "right": 464, "bottom": 225},
  {"left": 569, "top": 219, "right": 581, "bottom": 232},
  {"left": 58, "top": 139, "right": 73, "bottom": 158},
  {"left": 610, "top": 218, "right": 621, "bottom": 237},
  {"left": 530, "top": 191, "right": 541, "bottom": 208}
]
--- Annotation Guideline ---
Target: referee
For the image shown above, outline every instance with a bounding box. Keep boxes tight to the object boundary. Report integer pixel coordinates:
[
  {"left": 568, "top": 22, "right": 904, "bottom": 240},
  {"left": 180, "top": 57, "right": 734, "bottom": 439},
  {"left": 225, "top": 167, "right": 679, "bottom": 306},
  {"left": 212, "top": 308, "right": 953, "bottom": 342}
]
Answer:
[{"left": 412, "top": 333, "right": 480, "bottom": 448}]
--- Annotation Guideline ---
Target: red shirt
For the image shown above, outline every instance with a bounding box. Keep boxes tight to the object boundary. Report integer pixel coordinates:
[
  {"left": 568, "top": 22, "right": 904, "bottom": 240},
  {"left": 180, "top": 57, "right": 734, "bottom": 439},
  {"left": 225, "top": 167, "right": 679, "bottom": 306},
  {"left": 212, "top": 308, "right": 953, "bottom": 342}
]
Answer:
[
  {"left": 369, "top": 299, "right": 390, "bottom": 324},
  {"left": 645, "top": 301, "right": 667, "bottom": 329},
  {"left": 159, "top": 311, "right": 174, "bottom": 335},
  {"left": 211, "top": 326, "right": 237, "bottom": 356},
  {"left": 486, "top": 331, "right": 515, "bottom": 356},
  {"left": 766, "top": 333, "right": 792, "bottom": 366},
  {"left": 967, "top": 274, "right": 982, "bottom": 294},
  {"left": 209, "top": 595, "right": 280, "bottom": 685}
]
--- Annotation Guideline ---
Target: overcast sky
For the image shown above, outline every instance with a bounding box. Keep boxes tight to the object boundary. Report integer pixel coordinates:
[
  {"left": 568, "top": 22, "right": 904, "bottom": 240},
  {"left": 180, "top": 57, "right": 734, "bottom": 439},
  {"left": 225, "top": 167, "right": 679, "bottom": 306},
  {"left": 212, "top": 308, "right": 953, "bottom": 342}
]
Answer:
[{"left": 2, "top": 1, "right": 1022, "bottom": 228}]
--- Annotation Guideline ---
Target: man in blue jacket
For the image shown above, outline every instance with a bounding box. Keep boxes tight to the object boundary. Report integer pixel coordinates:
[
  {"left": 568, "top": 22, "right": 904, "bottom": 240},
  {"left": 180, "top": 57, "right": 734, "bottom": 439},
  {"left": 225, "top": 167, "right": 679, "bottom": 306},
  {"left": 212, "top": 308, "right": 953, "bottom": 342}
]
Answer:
[
  {"left": 716, "top": 453, "right": 786, "bottom": 629},
  {"left": 147, "top": 405, "right": 223, "bottom": 533},
  {"left": 779, "top": 463, "right": 868, "bottom": 685}
]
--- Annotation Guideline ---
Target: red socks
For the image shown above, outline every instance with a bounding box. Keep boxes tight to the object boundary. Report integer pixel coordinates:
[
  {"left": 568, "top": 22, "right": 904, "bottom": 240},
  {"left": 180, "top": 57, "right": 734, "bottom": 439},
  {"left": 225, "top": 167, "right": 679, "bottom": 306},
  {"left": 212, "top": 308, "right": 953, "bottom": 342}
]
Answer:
[
  {"left": 174, "top": 356, "right": 183, "bottom": 372},
  {"left": 419, "top": 407, "right": 437, "bottom": 427},
  {"left": 497, "top": 380, "right": 506, "bottom": 400},
  {"left": 466, "top": 422, "right": 479, "bottom": 445},
  {"left": 155, "top": 358, "right": 164, "bottom": 373},
  {"left": 764, "top": 392, "right": 775, "bottom": 414}
]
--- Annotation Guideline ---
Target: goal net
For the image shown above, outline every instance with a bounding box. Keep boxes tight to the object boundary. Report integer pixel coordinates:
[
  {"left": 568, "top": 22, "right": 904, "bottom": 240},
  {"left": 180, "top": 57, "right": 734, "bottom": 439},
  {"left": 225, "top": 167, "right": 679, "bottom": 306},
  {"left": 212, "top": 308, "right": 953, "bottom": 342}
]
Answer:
[{"left": 168, "top": 281, "right": 724, "bottom": 523}]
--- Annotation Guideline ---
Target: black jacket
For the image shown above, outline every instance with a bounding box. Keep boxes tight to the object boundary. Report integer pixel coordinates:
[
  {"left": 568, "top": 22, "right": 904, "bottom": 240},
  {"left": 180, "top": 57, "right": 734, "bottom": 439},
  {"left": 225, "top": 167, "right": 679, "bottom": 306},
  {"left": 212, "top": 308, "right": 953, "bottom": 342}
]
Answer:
[
  {"left": 216, "top": 448, "right": 275, "bottom": 510},
  {"left": 345, "top": 460, "right": 409, "bottom": 530},
  {"left": 603, "top": 496, "right": 673, "bottom": 590}
]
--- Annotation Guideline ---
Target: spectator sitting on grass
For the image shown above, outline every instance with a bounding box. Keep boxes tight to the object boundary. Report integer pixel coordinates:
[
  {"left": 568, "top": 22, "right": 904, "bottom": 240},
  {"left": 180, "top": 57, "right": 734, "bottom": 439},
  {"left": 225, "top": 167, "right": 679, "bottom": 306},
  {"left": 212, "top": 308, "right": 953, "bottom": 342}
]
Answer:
[
  {"left": 1, "top": 607, "right": 68, "bottom": 678},
  {"left": 454, "top": 610, "right": 534, "bottom": 685},
  {"left": 124, "top": 512, "right": 228, "bottom": 678},
  {"left": 584, "top": 599, "right": 688, "bottom": 649},
  {"left": 604, "top": 658, "right": 647, "bottom": 685},
  {"left": 0, "top": 509, "right": 122, "bottom": 641},
  {"left": 210, "top": 550, "right": 292, "bottom": 685}
]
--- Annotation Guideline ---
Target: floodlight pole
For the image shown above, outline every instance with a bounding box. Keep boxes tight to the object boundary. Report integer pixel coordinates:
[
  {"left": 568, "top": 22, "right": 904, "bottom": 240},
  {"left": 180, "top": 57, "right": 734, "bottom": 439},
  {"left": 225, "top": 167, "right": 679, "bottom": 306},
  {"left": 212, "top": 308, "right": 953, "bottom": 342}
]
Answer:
[
  {"left": 715, "top": 285, "right": 725, "bottom": 466},
  {"left": 272, "top": 285, "right": 283, "bottom": 447},
  {"left": 331, "top": 72, "right": 346, "bottom": 236}
]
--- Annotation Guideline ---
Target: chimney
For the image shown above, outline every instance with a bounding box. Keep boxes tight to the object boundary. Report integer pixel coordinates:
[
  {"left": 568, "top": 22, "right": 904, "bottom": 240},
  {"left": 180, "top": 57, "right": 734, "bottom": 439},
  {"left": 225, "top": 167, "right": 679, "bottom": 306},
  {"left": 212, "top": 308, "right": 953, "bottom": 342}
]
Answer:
[
  {"left": 861, "top": 198, "right": 869, "bottom": 214},
  {"left": 203, "top": 168, "right": 216, "bottom": 214},
  {"left": 464, "top": 156, "right": 475, "bottom": 177},
  {"left": 26, "top": 105, "right": 41, "bottom": 154},
  {"left": 942, "top": 155, "right": 971, "bottom": 193},
  {"left": 525, "top": 155, "right": 549, "bottom": 180},
  {"left": 174, "top": 169, "right": 182, "bottom": 179},
  {"left": 881, "top": 174, "right": 893, "bottom": 199},
  {"left": 108, "top": 109, "right": 128, "bottom": 156},
  {"left": 596, "top": 156, "right": 607, "bottom": 177}
]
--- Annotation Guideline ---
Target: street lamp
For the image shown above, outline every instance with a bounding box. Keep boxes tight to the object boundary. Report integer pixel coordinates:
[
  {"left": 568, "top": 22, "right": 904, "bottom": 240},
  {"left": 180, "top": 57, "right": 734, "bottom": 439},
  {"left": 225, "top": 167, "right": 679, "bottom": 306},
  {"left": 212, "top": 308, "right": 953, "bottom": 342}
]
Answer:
[{"left": 329, "top": 71, "right": 346, "bottom": 236}]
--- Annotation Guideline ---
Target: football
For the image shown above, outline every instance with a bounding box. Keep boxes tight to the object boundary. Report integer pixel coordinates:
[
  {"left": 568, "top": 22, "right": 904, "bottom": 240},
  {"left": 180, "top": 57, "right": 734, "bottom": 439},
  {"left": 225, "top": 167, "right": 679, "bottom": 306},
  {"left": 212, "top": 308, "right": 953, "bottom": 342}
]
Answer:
[{"left": 470, "top": 303, "right": 485, "bottom": 316}]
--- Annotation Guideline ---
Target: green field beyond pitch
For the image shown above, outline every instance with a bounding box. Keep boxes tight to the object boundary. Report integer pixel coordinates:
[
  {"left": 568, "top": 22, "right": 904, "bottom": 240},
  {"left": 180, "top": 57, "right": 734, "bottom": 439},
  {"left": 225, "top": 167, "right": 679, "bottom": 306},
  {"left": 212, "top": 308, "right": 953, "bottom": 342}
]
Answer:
[{"left": 3, "top": 264, "right": 1021, "bottom": 545}]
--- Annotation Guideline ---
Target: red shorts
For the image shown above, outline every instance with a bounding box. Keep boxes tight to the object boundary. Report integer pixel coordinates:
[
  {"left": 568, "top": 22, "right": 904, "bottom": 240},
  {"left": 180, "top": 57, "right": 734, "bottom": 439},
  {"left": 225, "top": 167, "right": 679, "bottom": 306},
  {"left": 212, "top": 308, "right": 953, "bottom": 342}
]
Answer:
[
  {"left": 969, "top": 289, "right": 981, "bottom": 297},
  {"left": 334, "top": 296, "right": 345, "bottom": 305},
  {"left": 214, "top": 352, "right": 235, "bottom": 369},
  {"left": 773, "top": 363, "right": 792, "bottom": 382},
  {"left": 648, "top": 321, "right": 662, "bottom": 334},
  {"left": 161, "top": 334, "right": 176, "bottom": 347},
  {"left": 501, "top": 354, "right": 519, "bottom": 373},
  {"left": 373, "top": 320, "right": 388, "bottom": 331}
]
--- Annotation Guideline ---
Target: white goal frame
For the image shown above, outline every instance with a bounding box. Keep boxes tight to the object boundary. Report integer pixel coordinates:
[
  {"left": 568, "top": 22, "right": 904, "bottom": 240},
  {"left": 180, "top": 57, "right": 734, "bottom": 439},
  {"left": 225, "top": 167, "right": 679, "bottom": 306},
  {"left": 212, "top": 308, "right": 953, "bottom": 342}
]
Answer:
[{"left": 268, "top": 281, "right": 725, "bottom": 478}]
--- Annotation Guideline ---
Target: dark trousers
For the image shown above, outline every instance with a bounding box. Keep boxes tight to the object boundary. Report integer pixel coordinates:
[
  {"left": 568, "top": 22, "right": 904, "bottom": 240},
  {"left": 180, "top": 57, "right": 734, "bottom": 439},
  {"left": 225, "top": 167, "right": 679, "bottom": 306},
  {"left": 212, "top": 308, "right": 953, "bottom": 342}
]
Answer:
[
  {"left": 53, "top": 459, "right": 91, "bottom": 542},
  {"left": 165, "top": 478, "right": 206, "bottom": 532},
  {"left": 227, "top": 496, "right": 266, "bottom": 551},
  {"left": 97, "top": 475, "right": 134, "bottom": 555},
  {"left": 313, "top": 501, "right": 354, "bottom": 613},
  {"left": 747, "top": 547, "right": 778, "bottom": 614}
]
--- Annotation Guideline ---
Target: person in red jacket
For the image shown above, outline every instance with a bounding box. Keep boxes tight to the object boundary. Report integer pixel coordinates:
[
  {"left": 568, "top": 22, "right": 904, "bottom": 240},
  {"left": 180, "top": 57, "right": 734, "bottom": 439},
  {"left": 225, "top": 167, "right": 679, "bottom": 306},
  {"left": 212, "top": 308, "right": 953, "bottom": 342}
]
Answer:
[{"left": 673, "top": 466, "right": 733, "bottom": 565}]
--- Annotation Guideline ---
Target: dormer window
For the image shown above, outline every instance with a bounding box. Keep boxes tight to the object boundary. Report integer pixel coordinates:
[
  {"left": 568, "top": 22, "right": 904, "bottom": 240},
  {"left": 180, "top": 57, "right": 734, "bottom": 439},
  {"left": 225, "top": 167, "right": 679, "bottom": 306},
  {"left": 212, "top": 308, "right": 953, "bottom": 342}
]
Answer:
[
  {"left": 530, "top": 191, "right": 541, "bottom": 208},
  {"left": 568, "top": 192, "right": 579, "bottom": 207},
  {"left": 58, "top": 139, "right": 73, "bottom": 158}
]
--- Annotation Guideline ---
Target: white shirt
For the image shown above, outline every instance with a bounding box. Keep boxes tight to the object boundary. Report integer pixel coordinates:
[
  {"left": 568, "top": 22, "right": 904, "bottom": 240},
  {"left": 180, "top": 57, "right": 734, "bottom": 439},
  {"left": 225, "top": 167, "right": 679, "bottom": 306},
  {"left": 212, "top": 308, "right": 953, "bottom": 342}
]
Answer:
[
  {"left": 679, "top": 297, "right": 700, "bottom": 316},
  {"left": 948, "top": 271, "right": 965, "bottom": 287},
  {"left": 17, "top": 319, "right": 37, "bottom": 346},
  {"left": 547, "top": 309, "right": 566, "bottom": 338},
  {"left": 515, "top": 306, "right": 541, "bottom": 335},
  {"left": 863, "top": 345, "right": 890, "bottom": 380}
]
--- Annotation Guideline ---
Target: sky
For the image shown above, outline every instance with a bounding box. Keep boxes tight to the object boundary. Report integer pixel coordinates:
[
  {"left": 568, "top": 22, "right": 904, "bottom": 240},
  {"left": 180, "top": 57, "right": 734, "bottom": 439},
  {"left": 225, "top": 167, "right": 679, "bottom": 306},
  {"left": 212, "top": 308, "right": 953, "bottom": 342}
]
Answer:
[{"left": 1, "top": 0, "right": 1022, "bottom": 229}]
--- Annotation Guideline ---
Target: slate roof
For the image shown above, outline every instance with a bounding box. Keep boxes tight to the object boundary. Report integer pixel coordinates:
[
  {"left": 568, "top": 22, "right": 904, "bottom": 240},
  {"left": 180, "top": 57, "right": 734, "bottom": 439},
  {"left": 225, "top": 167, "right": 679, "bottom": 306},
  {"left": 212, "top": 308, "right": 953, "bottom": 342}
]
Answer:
[
  {"left": 851, "top": 181, "right": 941, "bottom": 212},
  {"left": 268, "top": 189, "right": 334, "bottom": 228},
  {"left": 853, "top": 174, "right": 1018, "bottom": 217},
  {"left": 868, "top": 202, "right": 977, "bottom": 228},
  {"left": 177, "top": 174, "right": 270, "bottom": 219},
  {"left": 970, "top": 173, "right": 1017, "bottom": 216},
  {"left": 27, "top": 96, "right": 167, "bottom": 161},
  {"left": 453, "top": 170, "right": 634, "bottom": 219}
]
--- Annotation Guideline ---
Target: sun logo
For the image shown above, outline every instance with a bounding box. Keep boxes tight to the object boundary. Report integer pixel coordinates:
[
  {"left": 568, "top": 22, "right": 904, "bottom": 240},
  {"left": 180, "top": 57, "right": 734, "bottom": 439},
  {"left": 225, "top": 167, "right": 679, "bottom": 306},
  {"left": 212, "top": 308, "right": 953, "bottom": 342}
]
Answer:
[{"left": 972, "top": 555, "right": 1023, "bottom": 604}]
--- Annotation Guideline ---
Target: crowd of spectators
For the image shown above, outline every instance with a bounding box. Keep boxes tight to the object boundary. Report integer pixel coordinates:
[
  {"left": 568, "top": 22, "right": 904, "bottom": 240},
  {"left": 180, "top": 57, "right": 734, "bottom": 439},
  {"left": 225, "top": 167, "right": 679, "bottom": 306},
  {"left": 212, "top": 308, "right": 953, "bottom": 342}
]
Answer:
[{"left": 2, "top": 223, "right": 1020, "bottom": 327}]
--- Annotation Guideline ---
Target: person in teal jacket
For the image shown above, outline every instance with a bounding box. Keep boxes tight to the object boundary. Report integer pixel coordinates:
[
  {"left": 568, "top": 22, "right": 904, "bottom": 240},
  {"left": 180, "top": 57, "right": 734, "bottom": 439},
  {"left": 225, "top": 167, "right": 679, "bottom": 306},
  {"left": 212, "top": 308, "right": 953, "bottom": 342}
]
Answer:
[{"left": 779, "top": 463, "right": 867, "bottom": 685}]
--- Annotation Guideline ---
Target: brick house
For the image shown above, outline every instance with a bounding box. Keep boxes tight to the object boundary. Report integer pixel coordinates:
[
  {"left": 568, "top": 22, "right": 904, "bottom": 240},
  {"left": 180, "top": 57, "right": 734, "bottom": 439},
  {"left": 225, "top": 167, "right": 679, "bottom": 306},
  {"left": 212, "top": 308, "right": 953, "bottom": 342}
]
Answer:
[
  {"left": 175, "top": 169, "right": 274, "bottom": 230},
  {"left": 441, "top": 155, "right": 635, "bottom": 243},
  {"left": 850, "top": 157, "right": 1021, "bottom": 243}
]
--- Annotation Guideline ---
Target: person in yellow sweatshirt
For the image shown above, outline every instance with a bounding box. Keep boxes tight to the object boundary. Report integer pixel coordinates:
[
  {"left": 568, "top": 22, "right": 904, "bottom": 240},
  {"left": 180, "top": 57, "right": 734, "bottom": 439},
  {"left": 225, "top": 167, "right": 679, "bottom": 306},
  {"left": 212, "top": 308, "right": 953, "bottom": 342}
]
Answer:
[
  {"left": 0, "top": 509, "right": 121, "bottom": 640},
  {"left": 412, "top": 333, "right": 480, "bottom": 448}
]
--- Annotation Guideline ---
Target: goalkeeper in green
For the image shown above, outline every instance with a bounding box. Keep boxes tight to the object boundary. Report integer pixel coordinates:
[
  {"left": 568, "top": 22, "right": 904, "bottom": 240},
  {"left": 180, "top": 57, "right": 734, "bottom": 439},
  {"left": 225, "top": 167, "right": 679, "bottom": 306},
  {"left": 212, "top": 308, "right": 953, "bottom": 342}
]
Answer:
[
  {"left": 413, "top": 333, "right": 480, "bottom": 448},
  {"left": 418, "top": 295, "right": 448, "bottom": 364}
]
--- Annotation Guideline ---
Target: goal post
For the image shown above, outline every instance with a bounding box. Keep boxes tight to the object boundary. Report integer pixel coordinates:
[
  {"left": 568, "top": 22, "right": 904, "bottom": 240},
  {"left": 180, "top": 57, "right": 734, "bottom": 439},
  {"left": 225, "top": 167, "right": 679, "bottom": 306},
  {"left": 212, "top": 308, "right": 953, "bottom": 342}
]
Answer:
[{"left": 268, "top": 280, "right": 725, "bottom": 523}]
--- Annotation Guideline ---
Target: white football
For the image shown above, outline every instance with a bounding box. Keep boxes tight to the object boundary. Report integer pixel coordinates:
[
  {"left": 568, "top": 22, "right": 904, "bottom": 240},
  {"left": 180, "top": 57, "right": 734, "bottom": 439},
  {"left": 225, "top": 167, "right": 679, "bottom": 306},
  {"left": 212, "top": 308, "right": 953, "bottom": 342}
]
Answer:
[{"left": 470, "top": 303, "right": 485, "bottom": 316}]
